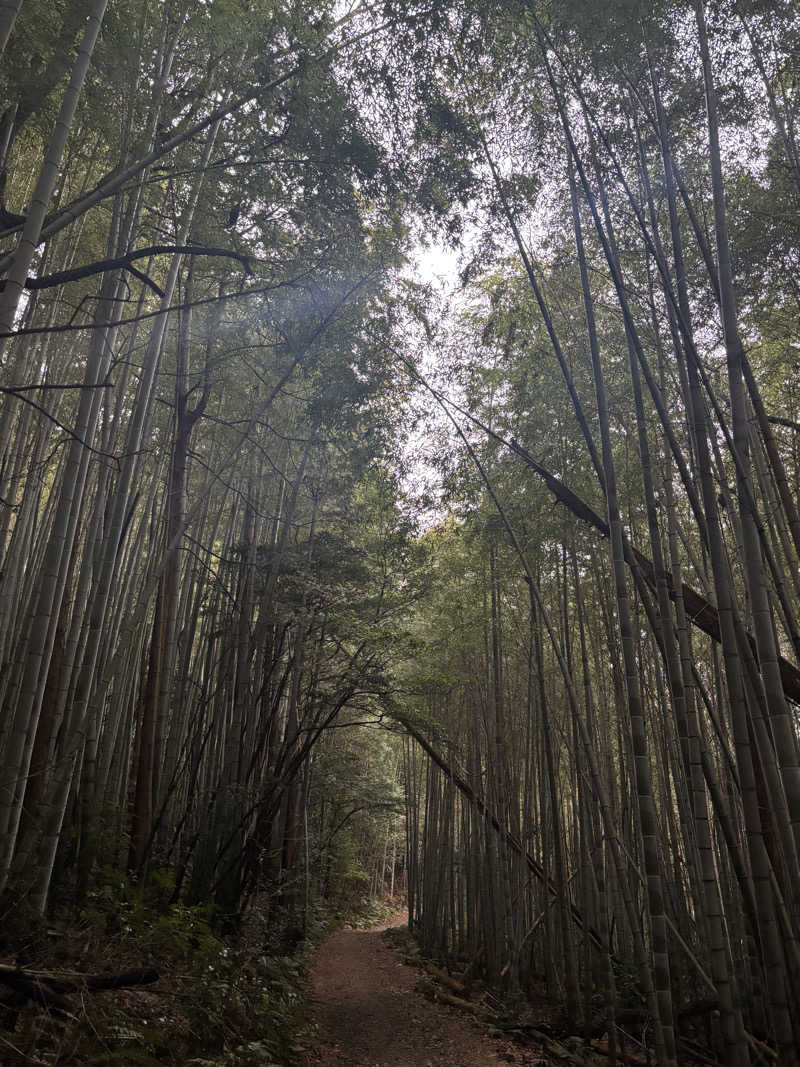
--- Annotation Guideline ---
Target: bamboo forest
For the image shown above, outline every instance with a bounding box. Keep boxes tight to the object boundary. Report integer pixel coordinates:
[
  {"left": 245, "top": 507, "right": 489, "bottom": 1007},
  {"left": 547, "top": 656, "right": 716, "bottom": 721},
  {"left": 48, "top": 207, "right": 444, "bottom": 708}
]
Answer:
[{"left": 1, "top": 0, "right": 800, "bottom": 1064}]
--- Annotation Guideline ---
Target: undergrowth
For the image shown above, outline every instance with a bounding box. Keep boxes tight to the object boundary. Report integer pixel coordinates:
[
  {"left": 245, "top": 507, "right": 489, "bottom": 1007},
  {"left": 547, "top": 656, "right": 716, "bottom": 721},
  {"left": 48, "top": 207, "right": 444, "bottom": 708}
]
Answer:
[
  {"left": 330, "top": 893, "right": 397, "bottom": 929},
  {"left": 0, "top": 873, "right": 330, "bottom": 1066}
]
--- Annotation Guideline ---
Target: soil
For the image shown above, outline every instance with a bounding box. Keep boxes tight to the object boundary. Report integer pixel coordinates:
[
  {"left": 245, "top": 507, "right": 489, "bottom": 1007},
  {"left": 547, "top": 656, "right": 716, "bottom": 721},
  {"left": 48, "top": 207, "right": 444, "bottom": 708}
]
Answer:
[{"left": 307, "top": 914, "right": 526, "bottom": 1067}]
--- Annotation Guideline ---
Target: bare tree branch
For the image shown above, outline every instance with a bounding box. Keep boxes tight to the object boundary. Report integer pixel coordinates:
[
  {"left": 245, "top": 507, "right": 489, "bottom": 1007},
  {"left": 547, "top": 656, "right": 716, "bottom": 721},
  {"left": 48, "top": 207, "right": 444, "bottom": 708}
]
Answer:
[{"left": 3, "top": 244, "right": 252, "bottom": 296}]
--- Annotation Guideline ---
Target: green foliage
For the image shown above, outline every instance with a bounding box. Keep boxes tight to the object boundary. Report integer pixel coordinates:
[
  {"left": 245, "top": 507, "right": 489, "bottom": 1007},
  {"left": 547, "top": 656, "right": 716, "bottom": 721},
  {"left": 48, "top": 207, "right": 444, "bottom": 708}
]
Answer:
[
  {"left": 45, "top": 885, "right": 311, "bottom": 1067},
  {"left": 83, "top": 869, "right": 218, "bottom": 962},
  {"left": 183, "top": 950, "right": 305, "bottom": 1066},
  {"left": 346, "top": 895, "right": 397, "bottom": 929}
]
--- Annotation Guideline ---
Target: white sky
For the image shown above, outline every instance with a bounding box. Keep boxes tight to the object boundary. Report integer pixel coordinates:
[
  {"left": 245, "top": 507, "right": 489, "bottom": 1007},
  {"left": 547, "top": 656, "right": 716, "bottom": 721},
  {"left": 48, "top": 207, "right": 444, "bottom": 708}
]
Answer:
[{"left": 409, "top": 239, "right": 461, "bottom": 290}]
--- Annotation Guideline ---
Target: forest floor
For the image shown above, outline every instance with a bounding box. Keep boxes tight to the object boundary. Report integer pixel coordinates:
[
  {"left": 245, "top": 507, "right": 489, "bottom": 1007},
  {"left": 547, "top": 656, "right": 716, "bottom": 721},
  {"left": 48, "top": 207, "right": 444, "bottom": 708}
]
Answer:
[{"left": 306, "top": 913, "right": 532, "bottom": 1067}]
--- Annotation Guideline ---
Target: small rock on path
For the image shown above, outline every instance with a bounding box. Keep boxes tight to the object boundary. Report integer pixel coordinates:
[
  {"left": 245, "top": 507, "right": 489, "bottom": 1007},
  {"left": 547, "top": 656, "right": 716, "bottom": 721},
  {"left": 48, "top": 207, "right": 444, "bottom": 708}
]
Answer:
[{"left": 306, "top": 914, "right": 518, "bottom": 1067}]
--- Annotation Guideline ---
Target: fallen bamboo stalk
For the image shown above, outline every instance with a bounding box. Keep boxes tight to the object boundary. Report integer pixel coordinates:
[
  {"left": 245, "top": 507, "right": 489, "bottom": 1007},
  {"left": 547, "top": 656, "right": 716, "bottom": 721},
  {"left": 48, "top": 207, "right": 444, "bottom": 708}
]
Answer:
[{"left": 0, "top": 963, "right": 159, "bottom": 1013}]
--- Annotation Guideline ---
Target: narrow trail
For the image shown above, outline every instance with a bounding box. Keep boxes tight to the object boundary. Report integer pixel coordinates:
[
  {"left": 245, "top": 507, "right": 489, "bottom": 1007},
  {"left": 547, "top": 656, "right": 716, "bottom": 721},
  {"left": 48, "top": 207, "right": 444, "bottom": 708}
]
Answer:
[{"left": 307, "top": 915, "right": 523, "bottom": 1067}]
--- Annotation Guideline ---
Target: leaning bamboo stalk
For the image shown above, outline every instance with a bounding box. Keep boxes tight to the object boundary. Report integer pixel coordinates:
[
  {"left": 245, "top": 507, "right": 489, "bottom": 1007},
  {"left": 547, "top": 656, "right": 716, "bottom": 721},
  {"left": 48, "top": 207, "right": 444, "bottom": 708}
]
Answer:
[
  {"left": 397, "top": 355, "right": 800, "bottom": 706},
  {"left": 694, "top": 4, "right": 800, "bottom": 879},
  {"left": 0, "top": 0, "right": 108, "bottom": 356},
  {"left": 633, "top": 113, "right": 748, "bottom": 1060},
  {"left": 11, "top": 117, "right": 220, "bottom": 899},
  {"left": 0, "top": 273, "right": 120, "bottom": 889},
  {"left": 565, "top": 139, "right": 676, "bottom": 1067},
  {"left": 407, "top": 371, "right": 659, "bottom": 992},
  {"left": 651, "top": 44, "right": 798, "bottom": 1044},
  {"left": 0, "top": 0, "right": 22, "bottom": 60}
]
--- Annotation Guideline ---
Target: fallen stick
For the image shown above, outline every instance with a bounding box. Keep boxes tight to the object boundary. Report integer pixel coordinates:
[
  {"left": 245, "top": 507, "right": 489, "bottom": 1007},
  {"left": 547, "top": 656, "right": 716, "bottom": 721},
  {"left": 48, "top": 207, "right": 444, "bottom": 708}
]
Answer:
[
  {"left": 0, "top": 964, "right": 159, "bottom": 1013},
  {"left": 415, "top": 977, "right": 484, "bottom": 1016}
]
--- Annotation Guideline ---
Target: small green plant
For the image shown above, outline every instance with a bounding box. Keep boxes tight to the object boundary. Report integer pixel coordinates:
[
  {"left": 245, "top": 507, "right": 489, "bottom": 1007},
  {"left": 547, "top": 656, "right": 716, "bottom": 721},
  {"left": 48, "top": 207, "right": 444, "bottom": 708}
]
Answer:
[{"left": 348, "top": 895, "right": 396, "bottom": 928}]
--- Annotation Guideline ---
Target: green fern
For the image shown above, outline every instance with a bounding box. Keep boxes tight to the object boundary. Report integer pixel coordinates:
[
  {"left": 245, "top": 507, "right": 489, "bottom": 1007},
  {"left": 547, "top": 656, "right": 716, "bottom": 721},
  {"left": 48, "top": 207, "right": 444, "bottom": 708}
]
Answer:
[{"left": 82, "top": 1049, "right": 165, "bottom": 1066}]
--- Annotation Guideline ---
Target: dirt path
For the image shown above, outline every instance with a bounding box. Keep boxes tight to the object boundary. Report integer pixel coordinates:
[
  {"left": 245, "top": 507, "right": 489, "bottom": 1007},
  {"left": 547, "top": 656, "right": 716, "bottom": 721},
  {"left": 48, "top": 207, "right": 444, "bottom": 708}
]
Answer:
[{"left": 306, "top": 915, "right": 522, "bottom": 1067}]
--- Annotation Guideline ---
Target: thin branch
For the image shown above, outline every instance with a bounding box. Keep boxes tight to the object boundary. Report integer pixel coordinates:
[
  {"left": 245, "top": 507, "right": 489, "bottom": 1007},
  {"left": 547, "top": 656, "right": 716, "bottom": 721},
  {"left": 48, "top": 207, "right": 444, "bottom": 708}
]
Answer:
[
  {"left": 6, "top": 244, "right": 253, "bottom": 295},
  {"left": 0, "top": 379, "right": 113, "bottom": 393},
  {"left": 0, "top": 272, "right": 316, "bottom": 340},
  {"left": 768, "top": 414, "right": 800, "bottom": 433},
  {"left": 0, "top": 390, "right": 120, "bottom": 465}
]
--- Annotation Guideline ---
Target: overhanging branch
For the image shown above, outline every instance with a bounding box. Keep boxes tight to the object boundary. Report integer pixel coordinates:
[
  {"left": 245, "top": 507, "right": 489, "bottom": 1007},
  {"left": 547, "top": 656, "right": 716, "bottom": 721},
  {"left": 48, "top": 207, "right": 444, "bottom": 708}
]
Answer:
[{"left": 0, "top": 244, "right": 253, "bottom": 298}]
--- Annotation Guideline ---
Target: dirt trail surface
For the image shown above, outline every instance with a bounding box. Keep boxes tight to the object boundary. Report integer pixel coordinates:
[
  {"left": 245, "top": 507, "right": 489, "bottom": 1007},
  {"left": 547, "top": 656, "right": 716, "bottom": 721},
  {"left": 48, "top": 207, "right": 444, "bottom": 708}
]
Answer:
[{"left": 307, "top": 915, "right": 521, "bottom": 1067}]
